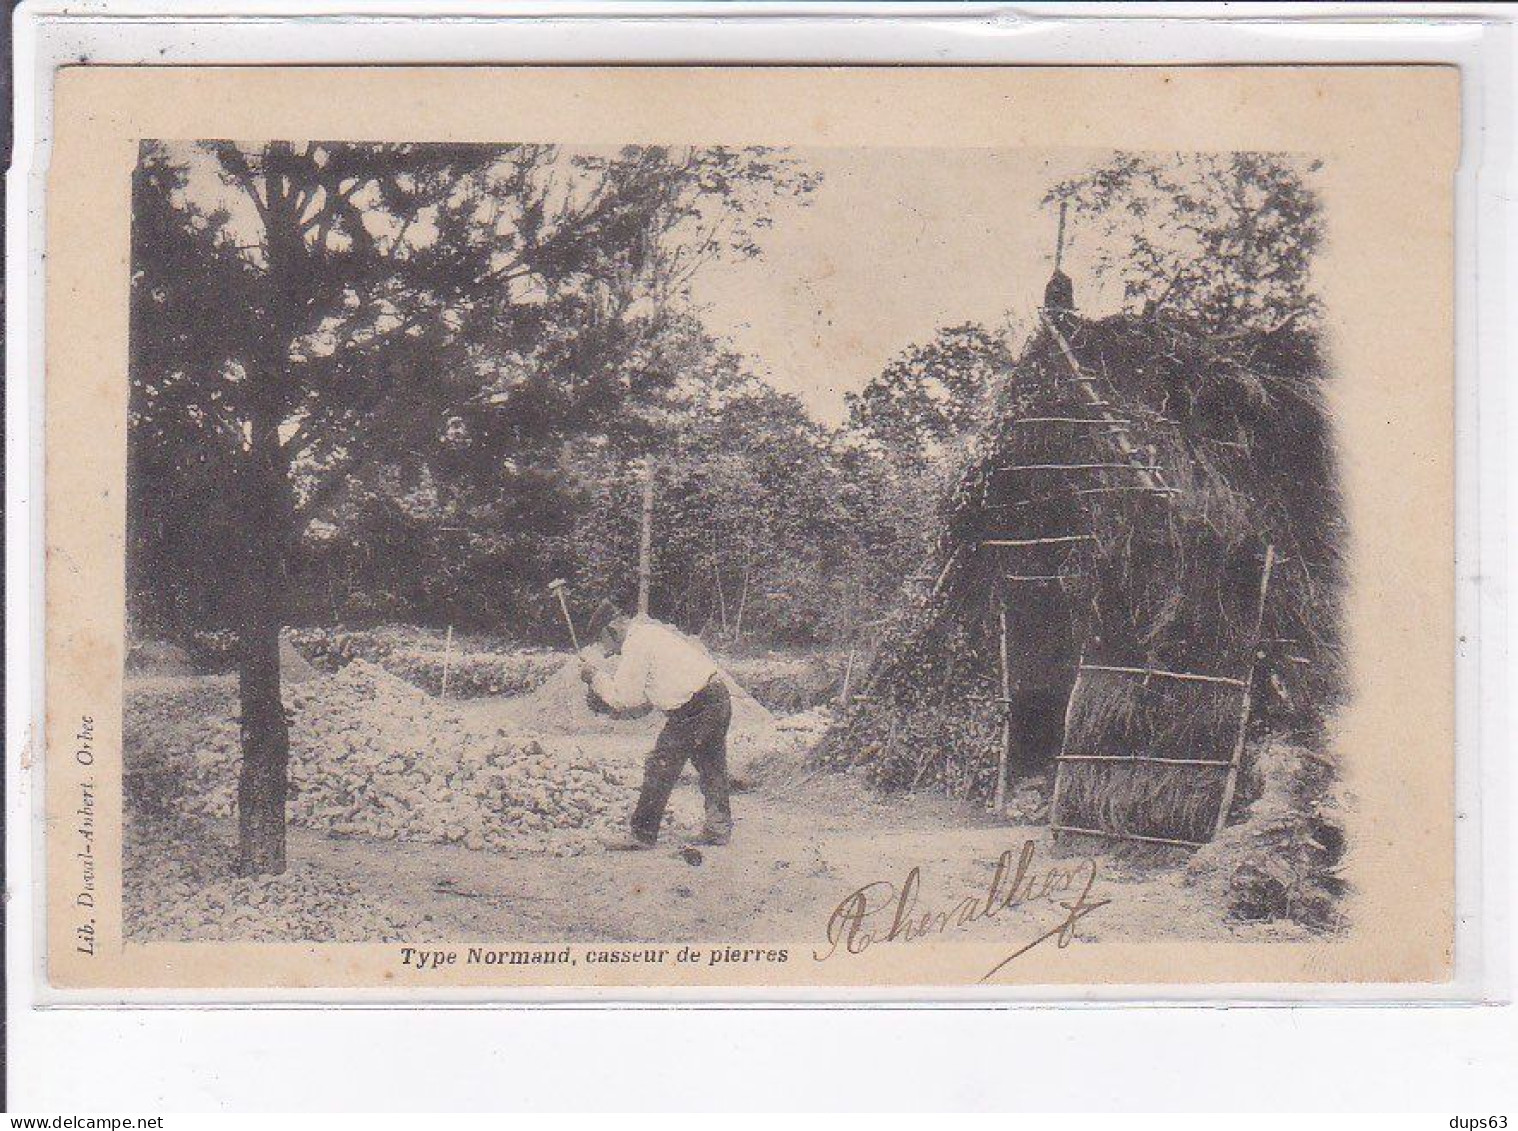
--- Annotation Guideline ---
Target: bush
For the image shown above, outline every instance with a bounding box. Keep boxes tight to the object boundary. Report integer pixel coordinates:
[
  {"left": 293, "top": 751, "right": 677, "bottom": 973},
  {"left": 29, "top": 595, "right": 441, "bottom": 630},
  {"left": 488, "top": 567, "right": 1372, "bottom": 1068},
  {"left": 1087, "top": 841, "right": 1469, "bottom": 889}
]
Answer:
[
  {"left": 283, "top": 626, "right": 560, "bottom": 699},
  {"left": 124, "top": 638, "right": 197, "bottom": 677},
  {"left": 283, "top": 627, "right": 396, "bottom": 671},
  {"left": 1185, "top": 738, "right": 1348, "bottom": 931},
  {"left": 380, "top": 648, "right": 562, "bottom": 699},
  {"left": 718, "top": 651, "right": 846, "bottom": 713},
  {"left": 184, "top": 630, "right": 241, "bottom": 672}
]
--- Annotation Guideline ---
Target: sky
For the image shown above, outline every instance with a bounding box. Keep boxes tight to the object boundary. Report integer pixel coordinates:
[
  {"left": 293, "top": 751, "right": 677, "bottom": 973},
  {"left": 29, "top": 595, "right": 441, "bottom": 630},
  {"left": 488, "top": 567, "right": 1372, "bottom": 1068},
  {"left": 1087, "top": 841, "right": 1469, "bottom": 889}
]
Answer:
[
  {"left": 689, "top": 146, "right": 1124, "bottom": 424},
  {"left": 168, "top": 143, "right": 1128, "bottom": 426}
]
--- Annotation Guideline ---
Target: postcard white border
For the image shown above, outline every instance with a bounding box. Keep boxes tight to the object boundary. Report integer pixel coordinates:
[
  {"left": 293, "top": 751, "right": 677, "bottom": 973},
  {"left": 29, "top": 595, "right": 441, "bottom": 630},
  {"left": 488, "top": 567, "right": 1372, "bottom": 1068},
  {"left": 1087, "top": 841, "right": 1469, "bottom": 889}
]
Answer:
[{"left": 6, "top": 0, "right": 1514, "bottom": 1111}]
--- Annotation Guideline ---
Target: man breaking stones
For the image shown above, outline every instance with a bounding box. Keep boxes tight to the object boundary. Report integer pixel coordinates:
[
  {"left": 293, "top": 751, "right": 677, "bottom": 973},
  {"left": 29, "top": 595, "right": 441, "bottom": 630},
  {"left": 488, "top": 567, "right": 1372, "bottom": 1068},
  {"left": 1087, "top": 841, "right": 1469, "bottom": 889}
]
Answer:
[{"left": 579, "top": 600, "right": 734, "bottom": 850}]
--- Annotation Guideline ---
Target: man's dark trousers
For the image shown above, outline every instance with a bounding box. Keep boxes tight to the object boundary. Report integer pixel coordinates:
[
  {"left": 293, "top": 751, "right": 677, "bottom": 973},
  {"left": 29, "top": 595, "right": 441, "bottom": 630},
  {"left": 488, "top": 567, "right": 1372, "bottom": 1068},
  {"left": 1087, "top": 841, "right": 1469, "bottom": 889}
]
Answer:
[{"left": 629, "top": 677, "right": 733, "bottom": 845}]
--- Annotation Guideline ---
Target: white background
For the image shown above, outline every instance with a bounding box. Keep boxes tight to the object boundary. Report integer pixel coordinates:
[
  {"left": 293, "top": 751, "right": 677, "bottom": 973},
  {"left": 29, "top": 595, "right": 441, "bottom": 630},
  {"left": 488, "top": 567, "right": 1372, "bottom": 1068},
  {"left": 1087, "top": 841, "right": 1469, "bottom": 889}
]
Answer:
[{"left": 7, "top": 1, "right": 1516, "bottom": 1112}]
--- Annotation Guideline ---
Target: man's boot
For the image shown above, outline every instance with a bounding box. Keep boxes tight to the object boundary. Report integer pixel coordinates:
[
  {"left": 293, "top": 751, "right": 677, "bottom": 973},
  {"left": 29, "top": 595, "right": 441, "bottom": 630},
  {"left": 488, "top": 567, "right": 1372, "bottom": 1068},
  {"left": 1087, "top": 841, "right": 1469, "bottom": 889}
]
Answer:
[{"left": 600, "top": 831, "right": 656, "bottom": 852}]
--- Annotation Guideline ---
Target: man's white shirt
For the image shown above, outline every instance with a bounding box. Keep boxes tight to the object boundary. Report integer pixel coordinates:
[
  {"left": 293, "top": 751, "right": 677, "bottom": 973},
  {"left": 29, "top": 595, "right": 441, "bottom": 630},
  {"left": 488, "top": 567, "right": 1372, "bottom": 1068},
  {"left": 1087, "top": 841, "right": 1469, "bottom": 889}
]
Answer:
[{"left": 590, "top": 617, "right": 718, "bottom": 713}]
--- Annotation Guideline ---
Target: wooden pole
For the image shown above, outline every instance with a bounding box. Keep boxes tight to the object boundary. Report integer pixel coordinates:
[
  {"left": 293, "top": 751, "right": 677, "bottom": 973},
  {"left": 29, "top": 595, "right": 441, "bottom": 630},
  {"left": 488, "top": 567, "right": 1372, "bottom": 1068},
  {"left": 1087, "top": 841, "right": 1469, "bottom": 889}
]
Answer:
[
  {"left": 994, "top": 600, "right": 1013, "bottom": 814},
  {"left": 1046, "top": 648, "right": 1086, "bottom": 845},
  {"left": 980, "top": 535, "right": 1094, "bottom": 548},
  {"left": 441, "top": 624, "right": 454, "bottom": 701},
  {"left": 1213, "top": 544, "right": 1277, "bottom": 838},
  {"left": 839, "top": 647, "right": 857, "bottom": 707},
  {"left": 1049, "top": 822, "right": 1207, "bottom": 851},
  {"left": 711, "top": 538, "right": 728, "bottom": 635},
  {"left": 733, "top": 560, "right": 750, "bottom": 639},
  {"left": 1078, "top": 663, "right": 1247, "bottom": 688},
  {"left": 996, "top": 462, "right": 1163, "bottom": 474},
  {"left": 1008, "top": 416, "right": 1137, "bottom": 427},
  {"left": 636, "top": 459, "right": 655, "bottom": 617},
  {"left": 931, "top": 545, "right": 962, "bottom": 596},
  {"left": 1055, "top": 200, "right": 1068, "bottom": 272}
]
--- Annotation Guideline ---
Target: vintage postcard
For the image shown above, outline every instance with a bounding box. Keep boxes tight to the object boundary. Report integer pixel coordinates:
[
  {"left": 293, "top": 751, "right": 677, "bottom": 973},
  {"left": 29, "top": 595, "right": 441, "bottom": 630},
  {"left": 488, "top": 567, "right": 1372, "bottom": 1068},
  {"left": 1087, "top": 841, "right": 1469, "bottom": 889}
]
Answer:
[{"left": 44, "top": 65, "right": 1457, "bottom": 991}]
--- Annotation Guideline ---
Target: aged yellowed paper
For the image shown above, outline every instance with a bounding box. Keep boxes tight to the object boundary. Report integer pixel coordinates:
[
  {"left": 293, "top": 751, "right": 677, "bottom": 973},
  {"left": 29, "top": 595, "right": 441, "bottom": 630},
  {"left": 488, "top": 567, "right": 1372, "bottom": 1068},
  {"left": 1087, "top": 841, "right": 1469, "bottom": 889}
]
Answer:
[{"left": 46, "top": 65, "right": 1456, "bottom": 990}]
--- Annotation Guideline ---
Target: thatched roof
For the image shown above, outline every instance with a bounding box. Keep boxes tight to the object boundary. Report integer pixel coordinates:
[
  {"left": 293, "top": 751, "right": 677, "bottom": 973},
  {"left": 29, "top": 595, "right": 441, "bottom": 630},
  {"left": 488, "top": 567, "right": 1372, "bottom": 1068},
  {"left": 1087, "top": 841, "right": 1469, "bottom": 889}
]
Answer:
[{"left": 820, "top": 305, "right": 1345, "bottom": 798}]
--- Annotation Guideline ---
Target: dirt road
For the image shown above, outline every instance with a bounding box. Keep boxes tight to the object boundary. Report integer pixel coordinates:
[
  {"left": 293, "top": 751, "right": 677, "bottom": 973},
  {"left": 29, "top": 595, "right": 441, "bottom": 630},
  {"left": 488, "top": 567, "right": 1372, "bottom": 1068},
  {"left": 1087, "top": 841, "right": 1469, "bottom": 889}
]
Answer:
[
  {"left": 287, "top": 760, "right": 1307, "bottom": 951},
  {"left": 128, "top": 680, "right": 1312, "bottom": 952}
]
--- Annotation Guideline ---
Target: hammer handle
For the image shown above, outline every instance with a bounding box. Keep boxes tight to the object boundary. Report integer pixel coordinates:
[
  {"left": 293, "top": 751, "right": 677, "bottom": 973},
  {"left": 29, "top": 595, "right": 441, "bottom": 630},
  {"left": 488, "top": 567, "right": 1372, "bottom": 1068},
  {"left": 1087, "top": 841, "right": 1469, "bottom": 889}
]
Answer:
[{"left": 554, "top": 590, "right": 582, "bottom": 654}]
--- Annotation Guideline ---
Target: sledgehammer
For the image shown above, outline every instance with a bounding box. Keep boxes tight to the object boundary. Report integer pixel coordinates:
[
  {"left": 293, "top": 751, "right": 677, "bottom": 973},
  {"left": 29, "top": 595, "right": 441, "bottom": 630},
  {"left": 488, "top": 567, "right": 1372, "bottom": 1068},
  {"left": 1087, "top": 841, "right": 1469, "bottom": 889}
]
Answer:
[{"left": 547, "top": 578, "right": 583, "bottom": 656}]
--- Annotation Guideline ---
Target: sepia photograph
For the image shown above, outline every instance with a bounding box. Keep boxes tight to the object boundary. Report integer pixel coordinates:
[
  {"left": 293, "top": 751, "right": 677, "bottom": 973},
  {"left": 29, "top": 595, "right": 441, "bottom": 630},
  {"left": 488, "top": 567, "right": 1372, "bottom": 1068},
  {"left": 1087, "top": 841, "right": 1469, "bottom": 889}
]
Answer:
[
  {"left": 41, "top": 65, "right": 1457, "bottom": 989},
  {"left": 119, "top": 137, "right": 1345, "bottom": 954}
]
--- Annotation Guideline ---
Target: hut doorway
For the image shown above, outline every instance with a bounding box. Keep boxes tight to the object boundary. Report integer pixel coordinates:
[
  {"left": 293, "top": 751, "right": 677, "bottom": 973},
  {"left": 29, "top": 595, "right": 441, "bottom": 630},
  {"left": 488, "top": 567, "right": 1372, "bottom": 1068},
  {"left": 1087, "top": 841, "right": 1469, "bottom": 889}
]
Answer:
[
  {"left": 1003, "top": 690, "right": 1071, "bottom": 777},
  {"left": 991, "top": 583, "right": 1079, "bottom": 811}
]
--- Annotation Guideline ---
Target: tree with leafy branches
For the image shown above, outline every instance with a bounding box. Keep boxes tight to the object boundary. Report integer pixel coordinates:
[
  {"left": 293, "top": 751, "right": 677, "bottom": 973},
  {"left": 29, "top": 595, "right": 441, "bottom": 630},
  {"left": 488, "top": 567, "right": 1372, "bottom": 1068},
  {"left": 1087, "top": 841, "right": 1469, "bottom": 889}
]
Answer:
[
  {"left": 129, "top": 140, "right": 816, "bottom": 873},
  {"left": 1045, "top": 152, "right": 1323, "bottom": 332},
  {"left": 844, "top": 322, "right": 1015, "bottom": 468}
]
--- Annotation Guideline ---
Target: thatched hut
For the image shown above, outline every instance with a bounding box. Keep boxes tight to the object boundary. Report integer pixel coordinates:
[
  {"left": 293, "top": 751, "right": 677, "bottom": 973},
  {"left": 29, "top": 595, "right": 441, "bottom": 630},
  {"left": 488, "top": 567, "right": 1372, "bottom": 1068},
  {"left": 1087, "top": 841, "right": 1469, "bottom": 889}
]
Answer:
[{"left": 821, "top": 283, "right": 1346, "bottom": 861}]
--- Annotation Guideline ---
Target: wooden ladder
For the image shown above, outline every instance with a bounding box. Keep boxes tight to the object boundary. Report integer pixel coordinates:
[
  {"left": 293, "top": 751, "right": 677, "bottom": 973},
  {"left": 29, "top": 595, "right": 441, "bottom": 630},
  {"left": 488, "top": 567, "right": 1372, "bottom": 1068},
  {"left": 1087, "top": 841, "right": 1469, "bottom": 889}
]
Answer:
[{"left": 1037, "top": 310, "right": 1172, "bottom": 496}]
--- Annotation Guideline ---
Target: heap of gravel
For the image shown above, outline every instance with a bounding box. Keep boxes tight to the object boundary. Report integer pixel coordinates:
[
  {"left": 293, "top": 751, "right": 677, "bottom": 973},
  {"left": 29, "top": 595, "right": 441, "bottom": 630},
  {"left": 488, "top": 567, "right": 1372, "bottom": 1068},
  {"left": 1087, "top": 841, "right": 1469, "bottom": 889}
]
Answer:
[
  {"left": 125, "top": 660, "right": 637, "bottom": 856},
  {"left": 491, "top": 648, "right": 790, "bottom": 779},
  {"left": 1185, "top": 738, "right": 1349, "bottom": 930},
  {"left": 123, "top": 811, "right": 423, "bottom": 943}
]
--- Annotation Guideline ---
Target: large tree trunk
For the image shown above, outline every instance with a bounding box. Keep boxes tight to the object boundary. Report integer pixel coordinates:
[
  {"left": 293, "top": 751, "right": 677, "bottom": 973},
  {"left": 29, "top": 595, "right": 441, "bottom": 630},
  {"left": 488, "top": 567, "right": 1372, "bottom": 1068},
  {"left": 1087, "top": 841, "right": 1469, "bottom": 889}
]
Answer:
[
  {"left": 228, "top": 145, "right": 310, "bottom": 875},
  {"left": 235, "top": 405, "right": 293, "bottom": 876},
  {"left": 236, "top": 585, "right": 288, "bottom": 875}
]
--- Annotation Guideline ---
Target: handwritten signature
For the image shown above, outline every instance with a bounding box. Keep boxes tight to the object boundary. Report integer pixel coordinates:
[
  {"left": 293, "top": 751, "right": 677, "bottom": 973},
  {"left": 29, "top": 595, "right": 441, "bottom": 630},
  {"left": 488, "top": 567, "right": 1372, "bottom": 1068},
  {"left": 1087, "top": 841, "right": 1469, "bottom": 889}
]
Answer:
[{"left": 813, "top": 840, "right": 1111, "bottom": 982}]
